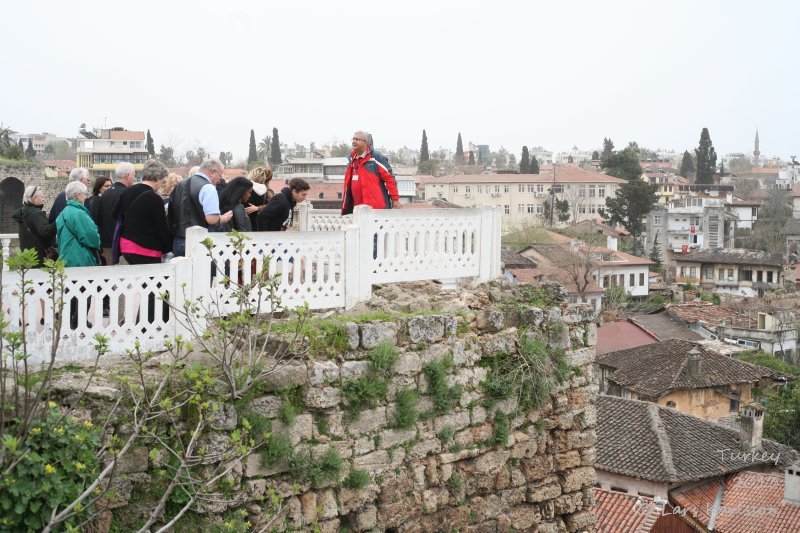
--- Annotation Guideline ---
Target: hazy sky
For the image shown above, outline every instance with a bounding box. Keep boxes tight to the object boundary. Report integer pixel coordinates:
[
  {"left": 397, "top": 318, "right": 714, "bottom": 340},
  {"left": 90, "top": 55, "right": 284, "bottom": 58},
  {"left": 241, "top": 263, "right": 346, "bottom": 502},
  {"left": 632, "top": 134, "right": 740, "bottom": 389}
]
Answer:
[{"left": 3, "top": 0, "right": 798, "bottom": 162}]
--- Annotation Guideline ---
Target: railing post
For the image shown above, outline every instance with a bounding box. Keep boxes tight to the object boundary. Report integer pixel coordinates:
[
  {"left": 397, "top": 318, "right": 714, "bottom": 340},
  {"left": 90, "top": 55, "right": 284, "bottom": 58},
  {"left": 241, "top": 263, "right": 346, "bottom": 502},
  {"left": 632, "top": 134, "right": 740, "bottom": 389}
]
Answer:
[
  {"left": 351, "top": 205, "right": 374, "bottom": 301},
  {"left": 477, "top": 205, "right": 494, "bottom": 282},
  {"left": 298, "top": 201, "right": 312, "bottom": 231},
  {"left": 1, "top": 236, "right": 11, "bottom": 271},
  {"left": 185, "top": 226, "right": 210, "bottom": 332},
  {"left": 490, "top": 206, "right": 502, "bottom": 278},
  {"left": 344, "top": 223, "right": 362, "bottom": 309},
  {"left": 171, "top": 256, "right": 193, "bottom": 339}
]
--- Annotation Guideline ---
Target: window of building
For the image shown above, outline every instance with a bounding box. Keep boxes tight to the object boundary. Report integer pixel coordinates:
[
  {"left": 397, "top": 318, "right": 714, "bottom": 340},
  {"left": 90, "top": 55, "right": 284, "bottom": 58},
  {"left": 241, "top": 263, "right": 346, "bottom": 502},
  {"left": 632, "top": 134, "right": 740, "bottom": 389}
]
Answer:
[
  {"left": 465, "top": 186, "right": 470, "bottom": 194},
  {"left": 519, "top": 185, "right": 525, "bottom": 193},
  {"left": 318, "top": 192, "right": 324, "bottom": 199},
  {"left": 730, "top": 399, "right": 739, "bottom": 412},
  {"left": 589, "top": 205, "right": 596, "bottom": 214},
  {"left": 536, "top": 184, "right": 544, "bottom": 194},
  {"left": 653, "top": 215, "right": 662, "bottom": 226},
  {"left": 337, "top": 192, "right": 342, "bottom": 199},
  {"left": 528, "top": 184, "right": 535, "bottom": 193},
  {"left": 680, "top": 267, "right": 686, "bottom": 277},
  {"left": 477, "top": 186, "right": 483, "bottom": 193},
  {"left": 718, "top": 269, "right": 724, "bottom": 280},
  {"left": 757, "top": 270, "right": 763, "bottom": 282},
  {"left": 504, "top": 185, "right": 510, "bottom": 193},
  {"left": 527, "top": 204, "right": 535, "bottom": 213},
  {"left": 728, "top": 269, "right": 734, "bottom": 281},
  {"left": 535, "top": 204, "right": 544, "bottom": 215},
  {"left": 630, "top": 273, "right": 635, "bottom": 286},
  {"left": 453, "top": 186, "right": 458, "bottom": 193},
  {"left": 690, "top": 267, "right": 696, "bottom": 278},
  {"left": 598, "top": 186, "right": 605, "bottom": 198},
  {"left": 767, "top": 271, "right": 774, "bottom": 283},
  {"left": 639, "top": 273, "right": 644, "bottom": 286},
  {"left": 705, "top": 267, "right": 714, "bottom": 280},
  {"left": 552, "top": 185, "right": 563, "bottom": 194},
  {"left": 739, "top": 269, "right": 752, "bottom": 281},
  {"left": 518, "top": 204, "right": 524, "bottom": 213},
  {"left": 666, "top": 401, "right": 676, "bottom": 408},
  {"left": 619, "top": 274, "right": 625, "bottom": 286},
  {"left": 579, "top": 187, "right": 586, "bottom": 198},
  {"left": 589, "top": 185, "right": 596, "bottom": 198},
  {"left": 494, "top": 185, "right": 500, "bottom": 193},
  {"left": 504, "top": 205, "right": 510, "bottom": 215}
]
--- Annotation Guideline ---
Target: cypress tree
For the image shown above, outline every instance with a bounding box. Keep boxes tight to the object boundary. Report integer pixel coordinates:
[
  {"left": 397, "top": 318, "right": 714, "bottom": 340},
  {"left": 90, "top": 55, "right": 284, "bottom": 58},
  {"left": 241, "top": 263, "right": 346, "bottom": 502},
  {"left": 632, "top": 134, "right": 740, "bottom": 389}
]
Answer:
[
  {"left": 146, "top": 129, "right": 155, "bottom": 157},
  {"left": 531, "top": 156, "right": 540, "bottom": 174},
  {"left": 25, "top": 139, "right": 36, "bottom": 158},
  {"left": 520, "top": 146, "right": 530, "bottom": 173},
  {"left": 455, "top": 133, "right": 464, "bottom": 164},
  {"left": 270, "top": 127, "right": 282, "bottom": 165},
  {"left": 602, "top": 138, "right": 614, "bottom": 160},
  {"left": 468, "top": 151, "right": 475, "bottom": 165},
  {"left": 679, "top": 150, "right": 695, "bottom": 178},
  {"left": 694, "top": 128, "right": 717, "bottom": 184},
  {"left": 420, "top": 130, "right": 429, "bottom": 162},
  {"left": 592, "top": 150, "right": 600, "bottom": 160},
  {"left": 248, "top": 129, "right": 258, "bottom": 164}
]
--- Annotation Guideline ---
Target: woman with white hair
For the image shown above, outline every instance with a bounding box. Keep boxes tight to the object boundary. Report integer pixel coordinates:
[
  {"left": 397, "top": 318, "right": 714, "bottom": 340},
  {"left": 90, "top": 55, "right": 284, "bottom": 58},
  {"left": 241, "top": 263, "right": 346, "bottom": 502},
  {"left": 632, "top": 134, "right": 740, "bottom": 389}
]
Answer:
[
  {"left": 57, "top": 181, "right": 101, "bottom": 329},
  {"left": 12, "top": 185, "right": 56, "bottom": 267}
]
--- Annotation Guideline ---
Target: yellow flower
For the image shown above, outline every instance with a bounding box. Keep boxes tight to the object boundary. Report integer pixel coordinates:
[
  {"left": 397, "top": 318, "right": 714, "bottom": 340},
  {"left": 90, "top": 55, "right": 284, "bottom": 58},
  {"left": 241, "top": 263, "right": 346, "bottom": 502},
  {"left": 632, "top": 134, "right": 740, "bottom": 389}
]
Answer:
[
  {"left": 44, "top": 464, "right": 56, "bottom": 475},
  {"left": 75, "top": 462, "right": 86, "bottom": 471},
  {"left": 83, "top": 420, "right": 93, "bottom": 428},
  {"left": 93, "top": 487, "right": 102, "bottom": 495},
  {"left": 48, "top": 401, "right": 57, "bottom": 409},
  {"left": 30, "top": 427, "right": 41, "bottom": 435},
  {"left": 54, "top": 427, "right": 65, "bottom": 436}
]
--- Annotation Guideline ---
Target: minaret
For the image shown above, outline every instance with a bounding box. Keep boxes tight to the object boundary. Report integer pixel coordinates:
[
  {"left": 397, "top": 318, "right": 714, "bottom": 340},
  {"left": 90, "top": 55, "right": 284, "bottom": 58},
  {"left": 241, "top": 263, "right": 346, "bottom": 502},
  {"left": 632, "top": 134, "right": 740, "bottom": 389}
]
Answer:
[{"left": 753, "top": 129, "right": 761, "bottom": 167}]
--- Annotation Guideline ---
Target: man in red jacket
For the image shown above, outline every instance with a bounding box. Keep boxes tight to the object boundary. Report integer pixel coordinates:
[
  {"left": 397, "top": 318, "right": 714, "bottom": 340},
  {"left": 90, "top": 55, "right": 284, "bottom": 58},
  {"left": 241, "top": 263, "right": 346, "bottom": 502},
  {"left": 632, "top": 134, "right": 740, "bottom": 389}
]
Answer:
[{"left": 341, "top": 131, "right": 401, "bottom": 215}]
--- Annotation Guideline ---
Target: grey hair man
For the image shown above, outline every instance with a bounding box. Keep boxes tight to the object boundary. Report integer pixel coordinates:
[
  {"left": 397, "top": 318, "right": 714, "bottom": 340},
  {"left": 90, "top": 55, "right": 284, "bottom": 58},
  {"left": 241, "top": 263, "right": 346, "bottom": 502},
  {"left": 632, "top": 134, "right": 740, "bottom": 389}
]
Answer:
[
  {"left": 168, "top": 157, "right": 233, "bottom": 256},
  {"left": 48, "top": 167, "right": 90, "bottom": 223},
  {"left": 96, "top": 161, "right": 137, "bottom": 265}
]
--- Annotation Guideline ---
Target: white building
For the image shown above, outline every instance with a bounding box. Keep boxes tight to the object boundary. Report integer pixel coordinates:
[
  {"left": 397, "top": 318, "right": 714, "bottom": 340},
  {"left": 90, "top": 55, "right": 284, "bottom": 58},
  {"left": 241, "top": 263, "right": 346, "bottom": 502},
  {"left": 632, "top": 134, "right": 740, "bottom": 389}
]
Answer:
[
  {"left": 275, "top": 156, "right": 350, "bottom": 182},
  {"left": 555, "top": 146, "right": 596, "bottom": 164},
  {"left": 529, "top": 146, "right": 554, "bottom": 166}
]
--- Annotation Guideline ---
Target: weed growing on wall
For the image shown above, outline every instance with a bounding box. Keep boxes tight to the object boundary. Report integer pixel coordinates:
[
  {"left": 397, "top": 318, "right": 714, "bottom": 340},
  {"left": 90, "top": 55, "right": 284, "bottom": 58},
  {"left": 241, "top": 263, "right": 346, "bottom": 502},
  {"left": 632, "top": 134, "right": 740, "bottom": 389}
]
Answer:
[
  {"left": 341, "top": 342, "right": 398, "bottom": 420},
  {"left": 423, "top": 356, "right": 463, "bottom": 416},
  {"left": 394, "top": 387, "right": 420, "bottom": 429}
]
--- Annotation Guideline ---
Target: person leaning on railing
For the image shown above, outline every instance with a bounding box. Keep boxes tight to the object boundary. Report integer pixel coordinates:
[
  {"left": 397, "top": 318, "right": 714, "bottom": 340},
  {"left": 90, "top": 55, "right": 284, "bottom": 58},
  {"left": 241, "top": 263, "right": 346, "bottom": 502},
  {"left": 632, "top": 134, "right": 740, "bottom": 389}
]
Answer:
[{"left": 13, "top": 185, "right": 57, "bottom": 268}]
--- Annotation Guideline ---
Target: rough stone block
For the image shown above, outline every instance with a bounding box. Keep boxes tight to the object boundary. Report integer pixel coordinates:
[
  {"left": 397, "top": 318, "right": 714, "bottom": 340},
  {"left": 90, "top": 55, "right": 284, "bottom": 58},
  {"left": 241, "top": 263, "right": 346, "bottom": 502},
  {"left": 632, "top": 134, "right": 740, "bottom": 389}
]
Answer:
[
  {"left": 248, "top": 395, "right": 282, "bottom": 418},
  {"left": 393, "top": 351, "right": 421, "bottom": 375},
  {"left": 308, "top": 360, "right": 339, "bottom": 386},
  {"left": 354, "top": 505, "right": 377, "bottom": 530},
  {"left": 471, "top": 405, "right": 487, "bottom": 425},
  {"left": 434, "top": 411, "right": 471, "bottom": 433},
  {"left": 554, "top": 451, "right": 582, "bottom": 471},
  {"left": 408, "top": 438, "right": 441, "bottom": 459},
  {"left": 522, "top": 455, "right": 552, "bottom": 482},
  {"left": 565, "top": 510, "right": 596, "bottom": 532},
  {"left": 305, "top": 386, "right": 341, "bottom": 409},
  {"left": 527, "top": 482, "right": 562, "bottom": 503},
  {"left": 263, "top": 363, "right": 307, "bottom": 391},
  {"left": 360, "top": 322, "right": 397, "bottom": 349},
  {"left": 378, "top": 428, "right": 416, "bottom": 449},
  {"left": 339, "top": 486, "right": 378, "bottom": 515},
  {"left": 565, "top": 429, "right": 596, "bottom": 450},
  {"left": 318, "top": 519, "right": 340, "bottom": 533},
  {"left": 344, "top": 322, "right": 360, "bottom": 350},
  {"left": 342, "top": 360, "right": 370, "bottom": 379},
  {"left": 476, "top": 309, "right": 505, "bottom": 332},
  {"left": 208, "top": 402, "right": 238, "bottom": 431},
  {"left": 565, "top": 347, "right": 594, "bottom": 367},
  {"left": 407, "top": 315, "right": 456, "bottom": 343},
  {"left": 272, "top": 414, "right": 313, "bottom": 445},
  {"left": 377, "top": 494, "right": 421, "bottom": 529},
  {"left": 116, "top": 446, "right": 149, "bottom": 474},
  {"left": 244, "top": 453, "right": 288, "bottom": 477},
  {"left": 480, "top": 333, "right": 517, "bottom": 358},
  {"left": 419, "top": 343, "right": 451, "bottom": 366},
  {"left": 561, "top": 304, "right": 594, "bottom": 325},
  {"left": 348, "top": 406, "right": 386, "bottom": 435},
  {"left": 559, "top": 466, "right": 597, "bottom": 493},
  {"left": 353, "top": 449, "right": 391, "bottom": 474},
  {"left": 317, "top": 488, "right": 338, "bottom": 520},
  {"left": 474, "top": 450, "right": 511, "bottom": 476},
  {"left": 509, "top": 504, "right": 542, "bottom": 529}
]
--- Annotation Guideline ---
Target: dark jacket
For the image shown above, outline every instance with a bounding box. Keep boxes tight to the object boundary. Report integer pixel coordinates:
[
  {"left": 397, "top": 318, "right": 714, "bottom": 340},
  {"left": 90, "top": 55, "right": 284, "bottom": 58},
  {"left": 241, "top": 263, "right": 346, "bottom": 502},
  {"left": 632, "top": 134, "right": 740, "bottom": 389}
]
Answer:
[
  {"left": 13, "top": 203, "right": 56, "bottom": 267},
  {"left": 56, "top": 200, "right": 100, "bottom": 267},
  {"left": 84, "top": 195, "right": 102, "bottom": 221},
  {"left": 48, "top": 192, "right": 67, "bottom": 224},
  {"left": 248, "top": 191, "right": 267, "bottom": 230},
  {"left": 168, "top": 175, "right": 212, "bottom": 237},
  {"left": 257, "top": 187, "right": 295, "bottom": 231},
  {"left": 115, "top": 183, "right": 172, "bottom": 254},
  {"left": 95, "top": 181, "right": 128, "bottom": 248},
  {"left": 220, "top": 203, "right": 252, "bottom": 232}
]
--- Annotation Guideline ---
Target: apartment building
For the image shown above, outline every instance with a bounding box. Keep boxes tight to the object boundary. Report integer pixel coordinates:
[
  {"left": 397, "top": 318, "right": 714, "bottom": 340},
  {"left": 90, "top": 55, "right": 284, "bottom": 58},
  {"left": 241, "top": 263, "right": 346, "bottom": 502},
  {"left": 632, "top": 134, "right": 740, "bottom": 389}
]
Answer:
[
  {"left": 76, "top": 128, "right": 148, "bottom": 180},
  {"left": 421, "top": 164, "right": 626, "bottom": 230},
  {"left": 673, "top": 248, "right": 784, "bottom": 297},
  {"left": 646, "top": 195, "right": 736, "bottom": 265}
]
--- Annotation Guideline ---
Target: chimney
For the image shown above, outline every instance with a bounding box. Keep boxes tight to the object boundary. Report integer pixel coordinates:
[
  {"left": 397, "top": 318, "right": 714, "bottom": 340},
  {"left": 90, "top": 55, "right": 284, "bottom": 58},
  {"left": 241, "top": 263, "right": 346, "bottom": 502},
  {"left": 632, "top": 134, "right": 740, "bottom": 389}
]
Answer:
[
  {"left": 786, "top": 465, "right": 800, "bottom": 505},
  {"left": 606, "top": 235, "right": 618, "bottom": 252},
  {"left": 687, "top": 347, "right": 702, "bottom": 378},
  {"left": 740, "top": 404, "right": 764, "bottom": 452}
]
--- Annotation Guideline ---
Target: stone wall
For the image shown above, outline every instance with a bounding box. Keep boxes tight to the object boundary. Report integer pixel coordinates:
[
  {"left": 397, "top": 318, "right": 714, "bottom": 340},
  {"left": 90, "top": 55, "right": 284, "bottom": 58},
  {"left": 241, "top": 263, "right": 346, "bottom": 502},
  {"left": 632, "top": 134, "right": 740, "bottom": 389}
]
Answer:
[
  {"left": 0, "top": 161, "right": 68, "bottom": 212},
  {"left": 55, "top": 282, "right": 599, "bottom": 532}
]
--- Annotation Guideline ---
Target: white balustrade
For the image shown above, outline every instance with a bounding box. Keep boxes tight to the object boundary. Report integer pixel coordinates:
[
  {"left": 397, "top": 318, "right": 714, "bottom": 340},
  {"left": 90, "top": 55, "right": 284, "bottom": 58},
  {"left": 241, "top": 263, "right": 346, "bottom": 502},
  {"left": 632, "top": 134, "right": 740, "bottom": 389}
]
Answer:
[
  {"left": 1, "top": 207, "right": 501, "bottom": 363},
  {"left": 0, "top": 234, "right": 17, "bottom": 270}
]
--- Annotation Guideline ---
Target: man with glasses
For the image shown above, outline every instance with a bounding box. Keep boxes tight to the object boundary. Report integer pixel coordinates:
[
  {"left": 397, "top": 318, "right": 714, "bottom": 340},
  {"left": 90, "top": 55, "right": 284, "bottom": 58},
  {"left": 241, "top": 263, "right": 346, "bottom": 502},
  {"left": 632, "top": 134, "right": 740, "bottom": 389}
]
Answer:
[
  {"left": 168, "top": 157, "right": 233, "bottom": 256},
  {"left": 341, "top": 130, "right": 400, "bottom": 215},
  {"left": 49, "top": 167, "right": 91, "bottom": 223}
]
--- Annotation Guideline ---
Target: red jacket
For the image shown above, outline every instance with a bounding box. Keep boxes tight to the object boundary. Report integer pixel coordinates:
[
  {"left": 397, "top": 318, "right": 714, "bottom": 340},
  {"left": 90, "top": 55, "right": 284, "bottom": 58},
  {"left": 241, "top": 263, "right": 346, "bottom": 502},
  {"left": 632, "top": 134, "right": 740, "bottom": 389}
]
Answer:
[{"left": 341, "top": 149, "right": 399, "bottom": 214}]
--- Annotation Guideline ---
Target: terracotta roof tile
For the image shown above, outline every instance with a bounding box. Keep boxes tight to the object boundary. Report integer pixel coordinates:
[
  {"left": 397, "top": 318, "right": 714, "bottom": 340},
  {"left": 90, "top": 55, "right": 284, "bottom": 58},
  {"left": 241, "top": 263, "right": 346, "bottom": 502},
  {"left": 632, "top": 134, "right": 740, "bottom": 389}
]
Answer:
[
  {"left": 675, "top": 248, "right": 784, "bottom": 268},
  {"left": 597, "top": 395, "right": 799, "bottom": 484},
  {"left": 666, "top": 302, "right": 753, "bottom": 329},
  {"left": 509, "top": 267, "right": 604, "bottom": 294},
  {"left": 592, "top": 488, "right": 661, "bottom": 532},
  {"left": 107, "top": 130, "right": 145, "bottom": 141},
  {"left": 597, "top": 321, "right": 659, "bottom": 355},
  {"left": 597, "top": 339, "right": 786, "bottom": 397},
  {"left": 672, "top": 471, "right": 800, "bottom": 532}
]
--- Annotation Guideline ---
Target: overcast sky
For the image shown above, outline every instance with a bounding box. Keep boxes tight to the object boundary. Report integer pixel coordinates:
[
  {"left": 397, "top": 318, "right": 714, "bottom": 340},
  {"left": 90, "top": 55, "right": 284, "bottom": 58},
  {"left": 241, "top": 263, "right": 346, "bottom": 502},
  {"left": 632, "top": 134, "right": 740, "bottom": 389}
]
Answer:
[{"left": 3, "top": 0, "right": 798, "bottom": 162}]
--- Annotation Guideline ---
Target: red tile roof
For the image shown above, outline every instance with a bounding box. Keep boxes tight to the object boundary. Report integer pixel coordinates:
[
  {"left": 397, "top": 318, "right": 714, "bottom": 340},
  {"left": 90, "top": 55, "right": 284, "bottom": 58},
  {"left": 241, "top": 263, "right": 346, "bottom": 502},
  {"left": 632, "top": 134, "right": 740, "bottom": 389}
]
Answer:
[
  {"left": 597, "top": 320, "right": 660, "bottom": 355},
  {"left": 591, "top": 247, "right": 655, "bottom": 266},
  {"left": 107, "top": 130, "right": 145, "bottom": 141},
  {"left": 666, "top": 302, "right": 753, "bottom": 329},
  {"left": 43, "top": 159, "right": 76, "bottom": 169},
  {"left": 593, "top": 488, "right": 662, "bottom": 532},
  {"left": 672, "top": 471, "right": 800, "bottom": 533}
]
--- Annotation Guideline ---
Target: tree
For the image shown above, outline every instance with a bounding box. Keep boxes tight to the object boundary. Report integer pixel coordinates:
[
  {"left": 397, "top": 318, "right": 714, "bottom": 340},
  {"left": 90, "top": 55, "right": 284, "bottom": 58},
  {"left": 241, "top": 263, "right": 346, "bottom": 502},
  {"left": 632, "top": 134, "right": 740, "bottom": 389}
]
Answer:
[
  {"left": 601, "top": 143, "right": 642, "bottom": 181},
  {"left": 592, "top": 150, "right": 600, "bottom": 160},
  {"left": 269, "top": 128, "right": 282, "bottom": 165},
  {"left": 420, "top": 130, "right": 429, "bottom": 162},
  {"left": 492, "top": 147, "right": 509, "bottom": 168},
  {"left": 754, "top": 187, "right": 792, "bottom": 253},
  {"left": 601, "top": 137, "right": 614, "bottom": 160},
  {"left": 0, "top": 124, "right": 17, "bottom": 157},
  {"left": 508, "top": 154, "right": 517, "bottom": 170},
  {"left": 531, "top": 156, "right": 540, "bottom": 174},
  {"left": 520, "top": 146, "right": 531, "bottom": 173},
  {"left": 146, "top": 129, "right": 155, "bottom": 158},
  {"left": 598, "top": 179, "right": 658, "bottom": 255},
  {"left": 25, "top": 139, "right": 36, "bottom": 159},
  {"left": 455, "top": 133, "right": 464, "bottom": 165},
  {"left": 728, "top": 157, "right": 752, "bottom": 175},
  {"left": 418, "top": 160, "right": 439, "bottom": 176},
  {"left": 158, "top": 144, "right": 176, "bottom": 166},
  {"left": 248, "top": 129, "right": 258, "bottom": 164},
  {"left": 679, "top": 150, "right": 695, "bottom": 178},
  {"left": 649, "top": 232, "right": 663, "bottom": 266},
  {"left": 468, "top": 151, "right": 475, "bottom": 165},
  {"left": 694, "top": 127, "right": 717, "bottom": 184},
  {"left": 542, "top": 195, "right": 570, "bottom": 226},
  {"left": 5, "top": 143, "right": 23, "bottom": 159},
  {"left": 330, "top": 142, "right": 350, "bottom": 157},
  {"left": 550, "top": 244, "right": 598, "bottom": 303}
]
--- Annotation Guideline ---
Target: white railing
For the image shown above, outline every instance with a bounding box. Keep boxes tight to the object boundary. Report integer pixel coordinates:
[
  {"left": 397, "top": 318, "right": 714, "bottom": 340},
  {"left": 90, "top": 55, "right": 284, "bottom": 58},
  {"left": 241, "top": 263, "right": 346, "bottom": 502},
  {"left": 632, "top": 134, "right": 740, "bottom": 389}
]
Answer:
[
  {"left": 0, "top": 234, "right": 16, "bottom": 269},
  {"left": 298, "top": 203, "right": 351, "bottom": 232},
  {"left": 2, "top": 206, "right": 501, "bottom": 363}
]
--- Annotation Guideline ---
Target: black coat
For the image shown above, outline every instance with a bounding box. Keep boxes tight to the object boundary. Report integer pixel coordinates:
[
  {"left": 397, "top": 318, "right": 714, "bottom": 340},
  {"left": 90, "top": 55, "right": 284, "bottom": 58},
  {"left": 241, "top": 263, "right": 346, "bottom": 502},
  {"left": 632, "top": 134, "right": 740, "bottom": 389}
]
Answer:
[
  {"left": 95, "top": 181, "right": 128, "bottom": 248},
  {"left": 13, "top": 204, "right": 56, "bottom": 266},
  {"left": 256, "top": 188, "right": 295, "bottom": 231},
  {"left": 48, "top": 192, "right": 67, "bottom": 224},
  {"left": 115, "top": 183, "right": 172, "bottom": 254}
]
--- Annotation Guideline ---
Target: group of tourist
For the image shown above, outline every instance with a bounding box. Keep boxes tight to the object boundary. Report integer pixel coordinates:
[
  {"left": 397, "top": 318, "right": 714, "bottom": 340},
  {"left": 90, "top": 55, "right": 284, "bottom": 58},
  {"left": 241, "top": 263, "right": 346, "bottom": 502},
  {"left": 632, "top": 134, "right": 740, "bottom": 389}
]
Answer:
[{"left": 13, "top": 130, "right": 401, "bottom": 328}]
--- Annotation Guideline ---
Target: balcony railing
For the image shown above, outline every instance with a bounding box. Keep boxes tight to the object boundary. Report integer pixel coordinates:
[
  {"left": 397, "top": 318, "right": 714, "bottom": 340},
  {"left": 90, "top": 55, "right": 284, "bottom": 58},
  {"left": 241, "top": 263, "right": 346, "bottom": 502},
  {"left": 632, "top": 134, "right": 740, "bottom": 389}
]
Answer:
[{"left": 1, "top": 206, "right": 501, "bottom": 363}]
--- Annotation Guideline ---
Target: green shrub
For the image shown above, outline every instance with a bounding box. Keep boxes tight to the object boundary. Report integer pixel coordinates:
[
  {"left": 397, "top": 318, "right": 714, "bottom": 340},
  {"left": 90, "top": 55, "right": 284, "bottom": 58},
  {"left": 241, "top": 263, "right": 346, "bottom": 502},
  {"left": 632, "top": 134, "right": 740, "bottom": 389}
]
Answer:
[
  {"left": 424, "top": 356, "right": 463, "bottom": 415},
  {"left": 700, "top": 292, "right": 721, "bottom": 305},
  {"left": 260, "top": 432, "right": 293, "bottom": 466},
  {"left": 242, "top": 411, "right": 271, "bottom": 440},
  {"left": 290, "top": 446, "right": 343, "bottom": 485},
  {"left": 342, "top": 469, "right": 371, "bottom": 489},
  {"left": 437, "top": 426, "right": 455, "bottom": 444},
  {"left": 394, "top": 387, "right": 420, "bottom": 429},
  {"left": 491, "top": 410, "right": 510, "bottom": 446},
  {"left": 447, "top": 474, "right": 463, "bottom": 493},
  {"left": 279, "top": 387, "right": 305, "bottom": 425},
  {"left": 342, "top": 376, "right": 388, "bottom": 419},
  {"left": 368, "top": 342, "right": 399, "bottom": 373},
  {"left": 0, "top": 405, "right": 102, "bottom": 531}
]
